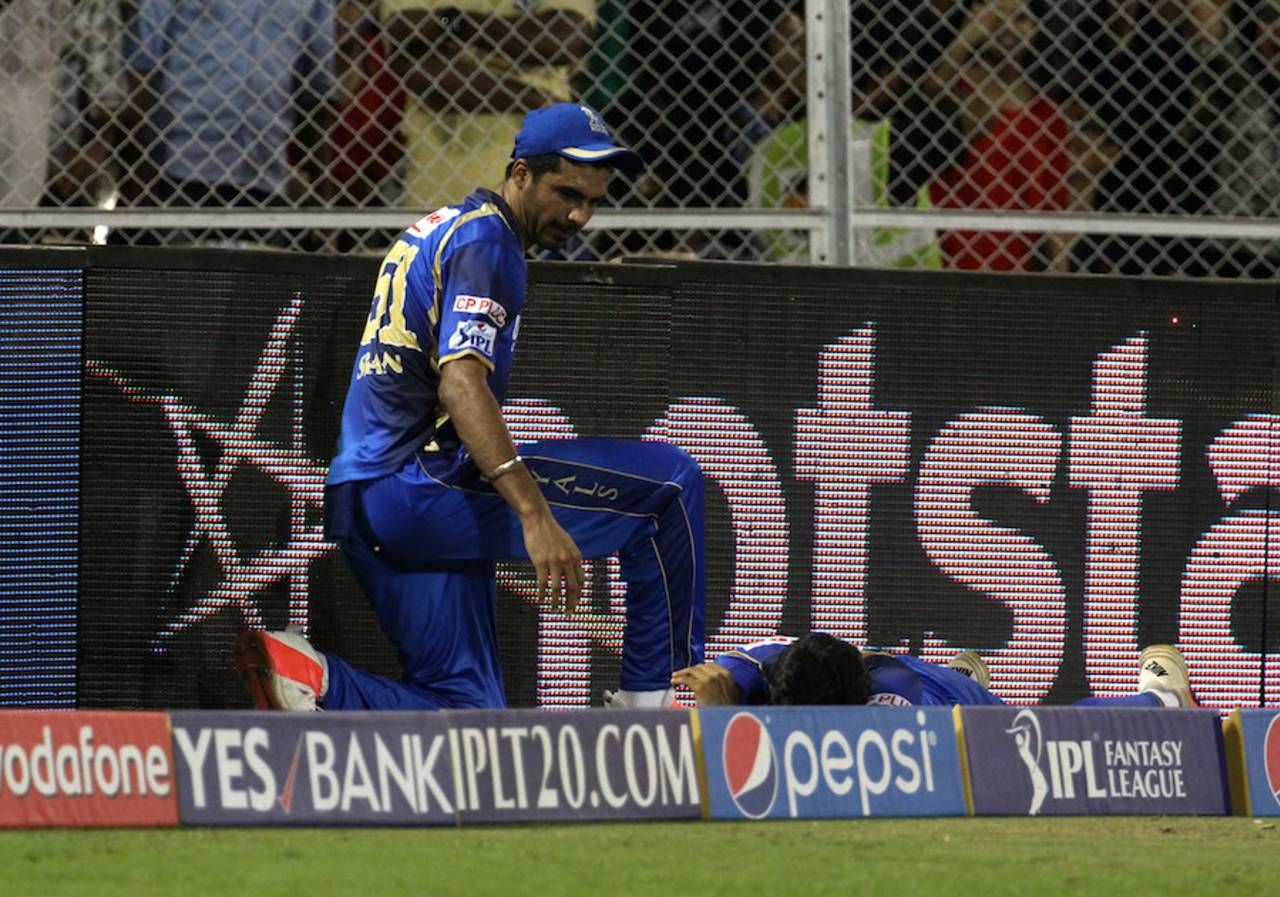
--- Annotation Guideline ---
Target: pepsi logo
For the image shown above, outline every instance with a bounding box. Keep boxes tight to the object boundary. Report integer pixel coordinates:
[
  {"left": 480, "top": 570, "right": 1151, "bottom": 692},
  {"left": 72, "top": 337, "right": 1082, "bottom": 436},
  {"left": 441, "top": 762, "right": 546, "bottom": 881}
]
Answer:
[
  {"left": 1265, "top": 714, "right": 1280, "bottom": 808},
  {"left": 722, "top": 712, "right": 778, "bottom": 819}
]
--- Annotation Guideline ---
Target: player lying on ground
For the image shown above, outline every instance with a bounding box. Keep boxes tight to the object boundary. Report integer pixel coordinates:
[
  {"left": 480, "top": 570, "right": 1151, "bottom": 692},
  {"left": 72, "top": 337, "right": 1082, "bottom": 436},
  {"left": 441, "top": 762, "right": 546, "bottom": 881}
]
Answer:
[
  {"left": 672, "top": 634, "right": 1194, "bottom": 709},
  {"left": 235, "top": 104, "right": 706, "bottom": 712}
]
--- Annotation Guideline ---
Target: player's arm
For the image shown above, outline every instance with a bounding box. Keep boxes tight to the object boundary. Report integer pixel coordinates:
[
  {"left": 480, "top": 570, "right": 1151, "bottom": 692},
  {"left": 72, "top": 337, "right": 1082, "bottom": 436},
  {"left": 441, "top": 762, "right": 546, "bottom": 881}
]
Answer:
[
  {"left": 437, "top": 357, "right": 583, "bottom": 611},
  {"left": 673, "top": 641, "right": 791, "bottom": 706}
]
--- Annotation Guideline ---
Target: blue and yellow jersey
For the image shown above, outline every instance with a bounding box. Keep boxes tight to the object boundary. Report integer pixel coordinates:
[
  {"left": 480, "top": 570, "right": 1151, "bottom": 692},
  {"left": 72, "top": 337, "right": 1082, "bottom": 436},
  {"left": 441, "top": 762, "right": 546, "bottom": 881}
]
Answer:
[
  {"left": 715, "top": 637, "right": 1003, "bottom": 707},
  {"left": 326, "top": 188, "right": 527, "bottom": 486}
]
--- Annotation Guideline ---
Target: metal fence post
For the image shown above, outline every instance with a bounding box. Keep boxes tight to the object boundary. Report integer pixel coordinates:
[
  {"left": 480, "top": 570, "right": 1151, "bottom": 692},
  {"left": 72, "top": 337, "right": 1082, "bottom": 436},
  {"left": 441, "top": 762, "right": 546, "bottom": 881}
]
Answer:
[{"left": 805, "top": 0, "right": 854, "bottom": 267}]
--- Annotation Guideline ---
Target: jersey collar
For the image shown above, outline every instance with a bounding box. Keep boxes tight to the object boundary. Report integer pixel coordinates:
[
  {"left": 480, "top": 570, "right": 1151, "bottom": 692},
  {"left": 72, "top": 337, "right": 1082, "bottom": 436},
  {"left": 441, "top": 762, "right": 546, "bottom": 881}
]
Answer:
[{"left": 473, "top": 188, "right": 520, "bottom": 239}]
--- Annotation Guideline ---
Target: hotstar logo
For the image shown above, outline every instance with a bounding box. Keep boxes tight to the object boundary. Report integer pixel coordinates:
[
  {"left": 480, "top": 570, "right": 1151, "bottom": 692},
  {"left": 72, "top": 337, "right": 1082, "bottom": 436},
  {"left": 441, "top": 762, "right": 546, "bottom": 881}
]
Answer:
[{"left": 86, "top": 295, "right": 334, "bottom": 648}]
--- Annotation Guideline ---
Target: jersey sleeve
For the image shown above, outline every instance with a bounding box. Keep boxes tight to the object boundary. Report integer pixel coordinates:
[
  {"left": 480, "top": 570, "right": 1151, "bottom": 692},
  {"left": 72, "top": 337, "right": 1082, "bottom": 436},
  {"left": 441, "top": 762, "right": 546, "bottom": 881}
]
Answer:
[
  {"left": 865, "top": 654, "right": 925, "bottom": 706},
  {"left": 715, "top": 653, "right": 771, "bottom": 705},
  {"left": 436, "top": 239, "right": 525, "bottom": 372},
  {"left": 714, "top": 637, "right": 795, "bottom": 705}
]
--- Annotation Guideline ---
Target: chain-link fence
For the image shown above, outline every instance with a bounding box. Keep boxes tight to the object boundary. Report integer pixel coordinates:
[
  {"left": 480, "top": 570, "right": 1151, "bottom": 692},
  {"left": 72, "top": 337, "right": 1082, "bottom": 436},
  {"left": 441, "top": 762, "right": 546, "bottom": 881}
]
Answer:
[{"left": 2, "top": 1, "right": 1279, "bottom": 275}]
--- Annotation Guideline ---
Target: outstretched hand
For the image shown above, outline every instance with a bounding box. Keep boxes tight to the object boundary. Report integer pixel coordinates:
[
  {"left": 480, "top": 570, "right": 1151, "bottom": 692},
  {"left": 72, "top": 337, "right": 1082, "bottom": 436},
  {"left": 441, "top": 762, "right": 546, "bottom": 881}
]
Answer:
[{"left": 671, "top": 662, "right": 741, "bottom": 706}]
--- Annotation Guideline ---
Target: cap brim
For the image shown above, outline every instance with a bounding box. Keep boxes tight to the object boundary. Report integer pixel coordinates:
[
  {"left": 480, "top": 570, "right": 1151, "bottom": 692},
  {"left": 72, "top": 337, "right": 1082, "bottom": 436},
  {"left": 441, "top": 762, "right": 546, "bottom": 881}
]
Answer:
[{"left": 557, "top": 144, "right": 645, "bottom": 176}]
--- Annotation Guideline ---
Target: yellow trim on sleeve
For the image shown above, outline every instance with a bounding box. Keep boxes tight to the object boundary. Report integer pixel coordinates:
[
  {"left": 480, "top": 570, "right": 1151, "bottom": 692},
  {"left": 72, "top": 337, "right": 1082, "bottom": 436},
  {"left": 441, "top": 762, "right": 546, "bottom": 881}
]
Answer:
[
  {"left": 439, "top": 348, "right": 497, "bottom": 371},
  {"left": 431, "top": 202, "right": 506, "bottom": 331},
  {"left": 428, "top": 202, "right": 507, "bottom": 373},
  {"left": 718, "top": 649, "right": 765, "bottom": 671}
]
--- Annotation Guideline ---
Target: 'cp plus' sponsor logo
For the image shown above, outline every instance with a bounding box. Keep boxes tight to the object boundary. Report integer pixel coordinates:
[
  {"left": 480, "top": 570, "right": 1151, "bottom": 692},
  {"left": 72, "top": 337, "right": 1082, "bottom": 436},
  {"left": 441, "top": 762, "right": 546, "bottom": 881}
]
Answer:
[{"left": 723, "top": 713, "right": 779, "bottom": 818}]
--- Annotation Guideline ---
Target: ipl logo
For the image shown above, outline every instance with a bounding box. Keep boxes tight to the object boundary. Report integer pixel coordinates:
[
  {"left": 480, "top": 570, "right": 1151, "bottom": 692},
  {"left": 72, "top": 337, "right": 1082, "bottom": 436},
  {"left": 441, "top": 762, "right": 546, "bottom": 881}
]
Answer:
[
  {"left": 722, "top": 713, "right": 778, "bottom": 818},
  {"left": 1006, "top": 709, "right": 1050, "bottom": 815}
]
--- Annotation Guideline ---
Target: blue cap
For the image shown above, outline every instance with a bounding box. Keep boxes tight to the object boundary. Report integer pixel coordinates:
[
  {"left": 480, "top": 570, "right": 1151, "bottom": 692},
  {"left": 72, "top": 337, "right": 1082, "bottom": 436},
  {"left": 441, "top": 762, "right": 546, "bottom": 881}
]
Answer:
[{"left": 511, "top": 103, "right": 644, "bottom": 176}]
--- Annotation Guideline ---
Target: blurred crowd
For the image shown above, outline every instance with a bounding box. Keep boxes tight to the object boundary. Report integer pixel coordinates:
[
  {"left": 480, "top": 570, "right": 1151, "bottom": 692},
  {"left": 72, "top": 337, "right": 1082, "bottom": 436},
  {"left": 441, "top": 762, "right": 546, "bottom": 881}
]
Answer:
[{"left": 1, "top": 0, "right": 1278, "bottom": 275}]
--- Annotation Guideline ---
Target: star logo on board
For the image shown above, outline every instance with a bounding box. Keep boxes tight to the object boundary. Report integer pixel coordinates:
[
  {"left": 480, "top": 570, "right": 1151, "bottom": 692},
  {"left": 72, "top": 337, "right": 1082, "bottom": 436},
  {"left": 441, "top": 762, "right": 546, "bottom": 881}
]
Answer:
[{"left": 85, "top": 295, "right": 334, "bottom": 650}]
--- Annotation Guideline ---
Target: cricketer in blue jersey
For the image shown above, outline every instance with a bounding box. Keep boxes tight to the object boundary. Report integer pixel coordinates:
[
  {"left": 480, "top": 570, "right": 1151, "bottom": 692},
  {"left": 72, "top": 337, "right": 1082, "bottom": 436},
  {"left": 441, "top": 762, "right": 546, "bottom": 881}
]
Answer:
[
  {"left": 236, "top": 104, "right": 707, "bottom": 711},
  {"left": 673, "top": 634, "right": 1194, "bottom": 709}
]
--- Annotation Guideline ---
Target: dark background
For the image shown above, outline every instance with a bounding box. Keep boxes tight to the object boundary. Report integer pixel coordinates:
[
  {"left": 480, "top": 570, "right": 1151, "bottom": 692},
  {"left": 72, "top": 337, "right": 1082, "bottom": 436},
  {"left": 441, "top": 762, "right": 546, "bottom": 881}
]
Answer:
[{"left": 2, "top": 247, "right": 1274, "bottom": 709}]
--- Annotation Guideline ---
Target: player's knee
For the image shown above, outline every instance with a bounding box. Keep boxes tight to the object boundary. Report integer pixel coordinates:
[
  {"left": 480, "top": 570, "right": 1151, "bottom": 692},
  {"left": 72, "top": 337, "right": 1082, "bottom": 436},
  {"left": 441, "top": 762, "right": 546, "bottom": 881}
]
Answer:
[
  {"left": 656, "top": 442, "right": 703, "bottom": 487},
  {"left": 679, "top": 451, "right": 704, "bottom": 490}
]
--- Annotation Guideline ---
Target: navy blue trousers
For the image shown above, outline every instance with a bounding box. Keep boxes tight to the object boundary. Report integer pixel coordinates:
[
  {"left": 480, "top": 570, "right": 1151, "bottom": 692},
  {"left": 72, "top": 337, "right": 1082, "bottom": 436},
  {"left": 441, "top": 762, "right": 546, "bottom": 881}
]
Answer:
[{"left": 323, "top": 438, "right": 706, "bottom": 709}]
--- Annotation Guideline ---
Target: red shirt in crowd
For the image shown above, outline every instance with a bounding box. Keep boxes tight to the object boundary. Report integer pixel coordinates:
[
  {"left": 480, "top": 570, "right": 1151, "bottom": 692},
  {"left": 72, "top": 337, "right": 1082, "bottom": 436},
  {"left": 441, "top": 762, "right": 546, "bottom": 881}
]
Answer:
[
  {"left": 930, "top": 92, "right": 1071, "bottom": 271},
  {"left": 330, "top": 24, "right": 404, "bottom": 195}
]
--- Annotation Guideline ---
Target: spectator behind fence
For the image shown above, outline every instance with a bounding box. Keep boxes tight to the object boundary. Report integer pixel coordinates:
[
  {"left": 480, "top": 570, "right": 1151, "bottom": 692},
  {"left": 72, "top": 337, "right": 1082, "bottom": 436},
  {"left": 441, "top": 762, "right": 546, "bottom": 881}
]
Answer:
[
  {"left": 328, "top": 0, "right": 405, "bottom": 252},
  {"left": 46, "top": 0, "right": 126, "bottom": 214},
  {"left": 0, "top": 0, "right": 125, "bottom": 245},
  {"left": 619, "top": 1, "right": 782, "bottom": 209},
  {"left": 1067, "top": 1, "right": 1204, "bottom": 275},
  {"left": 703, "top": 0, "right": 797, "bottom": 259},
  {"left": 382, "top": 1, "right": 595, "bottom": 213},
  {"left": 719, "top": 3, "right": 804, "bottom": 206},
  {"left": 921, "top": 0, "right": 1077, "bottom": 271},
  {"left": 852, "top": 0, "right": 971, "bottom": 208},
  {"left": 1186, "top": 0, "right": 1280, "bottom": 278},
  {"left": 578, "top": 0, "right": 630, "bottom": 124},
  {"left": 735, "top": 6, "right": 941, "bottom": 266},
  {"left": 0, "top": 0, "right": 74, "bottom": 218},
  {"left": 123, "top": 0, "right": 335, "bottom": 247}
]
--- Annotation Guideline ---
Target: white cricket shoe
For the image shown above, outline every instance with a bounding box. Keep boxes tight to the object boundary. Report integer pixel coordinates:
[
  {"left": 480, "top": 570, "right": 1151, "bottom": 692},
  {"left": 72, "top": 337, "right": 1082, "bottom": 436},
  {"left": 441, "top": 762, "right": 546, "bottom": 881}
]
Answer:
[
  {"left": 1138, "top": 644, "right": 1195, "bottom": 708},
  {"left": 602, "top": 688, "right": 677, "bottom": 708},
  {"left": 235, "top": 627, "right": 328, "bottom": 711},
  {"left": 947, "top": 650, "right": 992, "bottom": 689}
]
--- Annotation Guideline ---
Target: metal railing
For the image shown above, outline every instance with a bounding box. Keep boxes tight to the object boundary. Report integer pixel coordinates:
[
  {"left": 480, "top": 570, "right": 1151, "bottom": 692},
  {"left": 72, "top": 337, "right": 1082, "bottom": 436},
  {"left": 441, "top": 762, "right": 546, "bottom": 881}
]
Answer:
[{"left": 1, "top": 0, "right": 1277, "bottom": 276}]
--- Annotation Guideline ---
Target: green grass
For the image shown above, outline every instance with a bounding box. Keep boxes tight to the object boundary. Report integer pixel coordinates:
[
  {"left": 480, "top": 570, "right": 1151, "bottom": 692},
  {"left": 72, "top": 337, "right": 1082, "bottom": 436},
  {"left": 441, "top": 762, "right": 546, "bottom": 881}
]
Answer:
[{"left": 3, "top": 817, "right": 1277, "bottom": 897}]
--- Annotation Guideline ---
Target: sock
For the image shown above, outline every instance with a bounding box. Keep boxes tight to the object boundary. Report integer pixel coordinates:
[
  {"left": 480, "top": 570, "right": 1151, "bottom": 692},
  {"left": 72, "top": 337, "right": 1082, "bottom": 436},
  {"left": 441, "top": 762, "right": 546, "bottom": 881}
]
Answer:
[
  {"left": 1074, "top": 691, "right": 1164, "bottom": 708},
  {"left": 1139, "top": 687, "right": 1179, "bottom": 708},
  {"left": 613, "top": 688, "right": 675, "bottom": 708}
]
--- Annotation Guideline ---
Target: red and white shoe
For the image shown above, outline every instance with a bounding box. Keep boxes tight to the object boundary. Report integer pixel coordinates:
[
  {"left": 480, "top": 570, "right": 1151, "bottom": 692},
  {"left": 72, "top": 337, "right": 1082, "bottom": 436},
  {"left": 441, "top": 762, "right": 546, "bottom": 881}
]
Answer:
[{"left": 235, "top": 628, "right": 328, "bottom": 711}]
